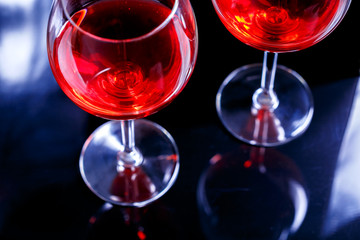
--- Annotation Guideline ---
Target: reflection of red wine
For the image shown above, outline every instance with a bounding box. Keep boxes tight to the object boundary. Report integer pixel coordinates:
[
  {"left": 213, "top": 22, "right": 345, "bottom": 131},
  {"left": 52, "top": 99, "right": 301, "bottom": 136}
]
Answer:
[
  {"left": 111, "top": 167, "right": 155, "bottom": 203},
  {"left": 51, "top": 0, "right": 192, "bottom": 119},
  {"left": 213, "top": 0, "right": 343, "bottom": 52}
]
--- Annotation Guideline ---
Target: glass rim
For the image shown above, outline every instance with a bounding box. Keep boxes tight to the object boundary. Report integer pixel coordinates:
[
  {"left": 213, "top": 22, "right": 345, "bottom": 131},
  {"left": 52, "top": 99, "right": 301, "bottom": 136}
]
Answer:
[{"left": 59, "top": 0, "right": 179, "bottom": 43}]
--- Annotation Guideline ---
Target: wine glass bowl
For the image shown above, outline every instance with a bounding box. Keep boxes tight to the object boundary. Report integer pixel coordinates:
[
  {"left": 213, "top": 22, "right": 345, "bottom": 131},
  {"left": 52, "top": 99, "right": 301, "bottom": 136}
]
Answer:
[
  {"left": 47, "top": 0, "right": 198, "bottom": 206},
  {"left": 212, "top": 0, "right": 351, "bottom": 146},
  {"left": 213, "top": 0, "right": 351, "bottom": 52},
  {"left": 48, "top": 0, "right": 196, "bottom": 120}
]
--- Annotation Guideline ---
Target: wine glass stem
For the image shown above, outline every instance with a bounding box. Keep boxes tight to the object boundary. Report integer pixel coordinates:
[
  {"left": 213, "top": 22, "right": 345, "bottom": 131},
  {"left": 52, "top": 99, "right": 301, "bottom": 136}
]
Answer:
[
  {"left": 252, "top": 51, "right": 280, "bottom": 110},
  {"left": 121, "top": 120, "right": 135, "bottom": 152},
  {"left": 117, "top": 120, "right": 143, "bottom": 169}
]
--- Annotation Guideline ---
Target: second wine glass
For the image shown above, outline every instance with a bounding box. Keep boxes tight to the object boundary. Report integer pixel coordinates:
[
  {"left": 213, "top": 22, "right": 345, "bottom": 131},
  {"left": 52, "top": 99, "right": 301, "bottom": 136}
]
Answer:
[
  {"left": 212, "top": 0, "right": 351, "bottom": 146},
  {"left": 47, "top": 0, "right": 198, "bottom": 207}
]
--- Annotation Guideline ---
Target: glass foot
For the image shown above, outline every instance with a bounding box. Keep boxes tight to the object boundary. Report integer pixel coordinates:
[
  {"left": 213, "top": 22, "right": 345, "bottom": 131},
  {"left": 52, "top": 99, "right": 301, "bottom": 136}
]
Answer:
[
  {"left": 216, "top": 64, "right": 314, "bottom": 147},
  {"left": 80, "top": 119, "right": 179, "bottom": 207}
]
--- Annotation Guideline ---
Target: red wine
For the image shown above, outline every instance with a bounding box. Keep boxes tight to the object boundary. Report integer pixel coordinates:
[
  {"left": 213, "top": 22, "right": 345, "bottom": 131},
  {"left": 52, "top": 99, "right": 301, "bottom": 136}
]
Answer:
[
  {"left": 213, "top": 0, "right": 345, "bottom": 52},
  {"left": 50, "top": 0, "right": 194, "bottom": 119}
]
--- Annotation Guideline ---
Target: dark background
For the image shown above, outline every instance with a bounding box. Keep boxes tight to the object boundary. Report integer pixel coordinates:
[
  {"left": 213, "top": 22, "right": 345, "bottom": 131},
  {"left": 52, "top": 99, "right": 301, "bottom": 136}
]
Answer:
[{"left": 0, "top": 0, "right": 359, "bottom": 239}]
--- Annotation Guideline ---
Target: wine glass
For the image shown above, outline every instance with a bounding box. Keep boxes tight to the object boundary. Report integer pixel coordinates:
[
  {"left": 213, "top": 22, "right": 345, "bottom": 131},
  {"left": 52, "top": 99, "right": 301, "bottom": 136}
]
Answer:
[
  {"left": 47, "top": 0, "right": 198, "bottom": 207},
  {"left": 212, "top": 0, "right": 352, "bottom": 146}
]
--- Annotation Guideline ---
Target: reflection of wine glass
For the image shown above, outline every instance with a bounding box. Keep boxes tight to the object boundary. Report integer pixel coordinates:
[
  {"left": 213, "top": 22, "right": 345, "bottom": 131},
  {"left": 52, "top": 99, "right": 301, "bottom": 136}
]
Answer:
[
  {"left": 86, "top": 202, "right": 179, "bottom": 240},
  {"left": 197, "top": 146, "right": 308, "bottom": 240},
  {"left": 47, "top": 0, "right": 198, "bottom": 207},
  {"left": 212, "top": 0, "right": 352, "bottom": 146}
]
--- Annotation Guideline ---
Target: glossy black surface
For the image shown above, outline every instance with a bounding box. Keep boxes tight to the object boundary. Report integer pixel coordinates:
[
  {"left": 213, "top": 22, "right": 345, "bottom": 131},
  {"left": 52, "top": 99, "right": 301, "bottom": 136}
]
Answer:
[{"left": 0, "top": 0, "right": 359, "bottom": 239}]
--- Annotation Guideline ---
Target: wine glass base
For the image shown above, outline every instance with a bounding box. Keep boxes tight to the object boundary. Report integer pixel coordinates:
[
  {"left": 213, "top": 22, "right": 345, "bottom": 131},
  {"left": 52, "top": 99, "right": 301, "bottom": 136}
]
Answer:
[
  {"left": 79, "top": 119, "right": 179, "bottom": 207},
  {"left": 216, "top": 64, "right": 314, "bottom": 147}
]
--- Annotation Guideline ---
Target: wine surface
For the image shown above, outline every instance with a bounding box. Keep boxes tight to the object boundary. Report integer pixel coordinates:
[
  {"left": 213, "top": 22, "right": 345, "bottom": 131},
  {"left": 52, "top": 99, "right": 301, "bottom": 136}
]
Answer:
[
  {"left": 213, "top": 0, "right": 343, "bottom": 52},
  {"left": 51, "top": 0, "right": 192, "bottom": 119}
]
